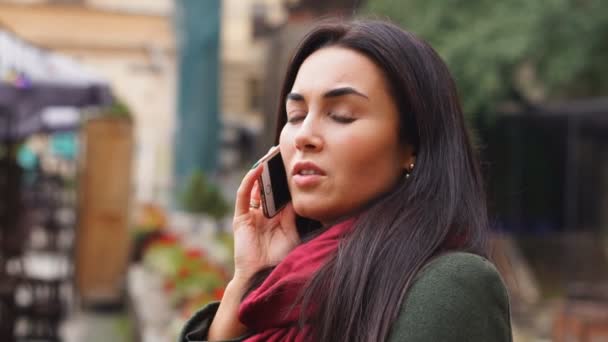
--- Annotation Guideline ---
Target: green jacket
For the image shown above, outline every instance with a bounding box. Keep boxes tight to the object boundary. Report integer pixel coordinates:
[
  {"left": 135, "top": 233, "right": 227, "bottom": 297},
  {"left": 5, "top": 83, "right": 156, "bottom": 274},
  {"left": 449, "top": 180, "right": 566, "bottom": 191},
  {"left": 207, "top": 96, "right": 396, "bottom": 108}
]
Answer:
[{"left": 179, "top": 252, "right": 512, "bottom": 341}]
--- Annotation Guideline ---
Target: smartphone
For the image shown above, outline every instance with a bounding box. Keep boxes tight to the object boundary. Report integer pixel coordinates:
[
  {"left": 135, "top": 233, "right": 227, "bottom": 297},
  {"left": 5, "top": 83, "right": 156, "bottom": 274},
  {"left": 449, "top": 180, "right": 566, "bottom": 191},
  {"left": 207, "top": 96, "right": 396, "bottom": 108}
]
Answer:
[{"left": 258, "top": 148, "right": 291, "bottom": 218}]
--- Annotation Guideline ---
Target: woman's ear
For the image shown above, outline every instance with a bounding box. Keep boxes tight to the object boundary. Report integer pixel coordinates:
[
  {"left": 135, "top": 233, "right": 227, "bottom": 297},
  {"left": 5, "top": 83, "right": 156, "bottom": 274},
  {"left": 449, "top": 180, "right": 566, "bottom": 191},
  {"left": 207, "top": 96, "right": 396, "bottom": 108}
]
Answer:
[{"left": 401, "top": 144, "right": 416, "bottom": 172}]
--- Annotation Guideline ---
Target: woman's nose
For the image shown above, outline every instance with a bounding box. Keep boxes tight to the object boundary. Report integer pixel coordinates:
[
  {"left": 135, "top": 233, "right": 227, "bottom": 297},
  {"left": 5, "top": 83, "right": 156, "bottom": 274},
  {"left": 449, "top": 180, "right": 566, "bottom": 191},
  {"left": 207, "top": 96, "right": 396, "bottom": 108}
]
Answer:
[{"left": 294, "top": 115, "right": 323, "bottom": 152}]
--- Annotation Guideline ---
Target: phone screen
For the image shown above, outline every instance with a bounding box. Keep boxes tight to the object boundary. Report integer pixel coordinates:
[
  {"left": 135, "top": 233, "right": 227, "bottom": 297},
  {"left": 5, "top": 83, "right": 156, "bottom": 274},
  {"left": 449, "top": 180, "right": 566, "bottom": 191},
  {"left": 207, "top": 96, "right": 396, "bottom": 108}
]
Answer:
[{"left": 267, "top": 152, "right": 291, "bottom": 208}]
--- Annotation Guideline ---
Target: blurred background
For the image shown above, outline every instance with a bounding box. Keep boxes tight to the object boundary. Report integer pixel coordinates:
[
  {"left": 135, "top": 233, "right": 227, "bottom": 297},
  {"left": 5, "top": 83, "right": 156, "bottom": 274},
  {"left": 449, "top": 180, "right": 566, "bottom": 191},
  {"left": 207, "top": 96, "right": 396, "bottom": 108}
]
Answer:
[{"left": 0, "top": 0, "right": 606, "bottom": 341}]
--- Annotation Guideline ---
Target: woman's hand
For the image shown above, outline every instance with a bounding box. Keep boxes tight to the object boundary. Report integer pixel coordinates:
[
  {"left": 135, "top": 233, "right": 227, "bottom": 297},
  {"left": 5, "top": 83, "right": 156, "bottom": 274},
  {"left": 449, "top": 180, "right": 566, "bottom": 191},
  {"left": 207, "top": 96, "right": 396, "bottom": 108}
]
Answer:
[{"left": 231, "top": 147, "right": 300, "bottom": 282}]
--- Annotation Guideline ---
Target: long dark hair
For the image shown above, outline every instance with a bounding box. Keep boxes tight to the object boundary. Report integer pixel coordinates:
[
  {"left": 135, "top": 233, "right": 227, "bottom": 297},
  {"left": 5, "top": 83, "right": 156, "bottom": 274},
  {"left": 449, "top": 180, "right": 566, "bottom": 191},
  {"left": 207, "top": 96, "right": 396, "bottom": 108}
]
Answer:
[{"left": 272, "top": 20, "right": 489, "bottom": 342}]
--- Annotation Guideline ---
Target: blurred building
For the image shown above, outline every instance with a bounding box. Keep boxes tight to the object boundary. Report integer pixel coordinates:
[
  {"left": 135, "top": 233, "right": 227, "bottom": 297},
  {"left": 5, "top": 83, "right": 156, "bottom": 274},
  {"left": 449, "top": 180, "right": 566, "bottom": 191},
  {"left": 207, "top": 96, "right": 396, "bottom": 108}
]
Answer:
[
  {"left": 173, "top": 0, "right": 286, "bottom": 181},
  {"left": 257, "top": 0, "right": 364, "bottom": 151},
  {"left": 0, "top": 0, "right": 286, "bottom": 203},
  {"left": 0, "top": 0, "right": 176, "bottom": 204},
  {"left": 0, "top": 0, "right": 365, "bottom": 201},
  {"left": 221, "top": 0, "right": 285, "bottom": 123}
]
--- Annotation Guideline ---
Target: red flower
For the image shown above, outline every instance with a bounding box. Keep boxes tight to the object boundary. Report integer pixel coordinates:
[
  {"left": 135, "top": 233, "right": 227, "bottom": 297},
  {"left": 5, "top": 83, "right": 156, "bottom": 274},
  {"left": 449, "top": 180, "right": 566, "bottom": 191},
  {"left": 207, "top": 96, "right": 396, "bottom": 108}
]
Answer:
[
  {"left": 145, "top": 233, "right": 179, "bottom": 251},
  {"left": 157, "top": 233, "right": 178, "bottom": 245},
  {"left": 213, "top": 287, "right": 225, "bottom": 300},
  {"left": 185, "top": 248, "right": 205, "bottom": 260},
  {"left": 178, "top": 267, "right": 191, "bottom": 279},
  {"left": 163, "top": 280, "right": 175, "bottom": 292}
]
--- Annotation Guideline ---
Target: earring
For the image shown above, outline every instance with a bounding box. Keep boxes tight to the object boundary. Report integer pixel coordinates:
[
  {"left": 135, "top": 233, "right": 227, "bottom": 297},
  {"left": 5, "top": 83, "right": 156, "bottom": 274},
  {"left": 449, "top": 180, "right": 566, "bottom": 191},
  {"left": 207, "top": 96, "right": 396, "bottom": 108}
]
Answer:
[{"left": 405, "top": 163, "right": 415, "bottom": 179}]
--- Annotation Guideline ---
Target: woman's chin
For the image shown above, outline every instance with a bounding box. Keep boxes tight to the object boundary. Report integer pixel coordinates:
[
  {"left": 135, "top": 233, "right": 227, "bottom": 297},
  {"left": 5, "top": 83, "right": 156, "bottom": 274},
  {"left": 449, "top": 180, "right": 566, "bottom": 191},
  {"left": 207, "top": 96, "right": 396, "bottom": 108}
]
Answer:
[
  {"left": 292, "top": 202, "right": 328, "bottom": 222},
  {"left": 293, "top": 197, "right": 370, "bottom": 227},
  {"left": 293, "top": 202, "right": 349, "bottom": 226}
]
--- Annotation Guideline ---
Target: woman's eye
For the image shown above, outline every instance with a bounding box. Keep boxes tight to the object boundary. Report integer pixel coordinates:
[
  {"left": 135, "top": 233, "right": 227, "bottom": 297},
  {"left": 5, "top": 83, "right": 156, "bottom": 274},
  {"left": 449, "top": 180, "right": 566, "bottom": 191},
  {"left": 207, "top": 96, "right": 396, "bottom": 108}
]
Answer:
[
  {"left": 329, "top": 112, "right": 356, "bottom": 123},
  {"left": 287, "top": 114, "right": 305, "bottom": 123}
]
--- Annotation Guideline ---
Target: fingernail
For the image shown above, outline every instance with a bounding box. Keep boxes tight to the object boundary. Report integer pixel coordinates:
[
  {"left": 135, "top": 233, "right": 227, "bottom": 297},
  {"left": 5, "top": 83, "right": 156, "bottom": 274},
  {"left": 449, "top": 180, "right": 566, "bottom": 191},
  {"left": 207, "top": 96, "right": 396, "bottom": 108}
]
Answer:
[{"left": 251, "top": 160, "right": 260, "bottom": 169}]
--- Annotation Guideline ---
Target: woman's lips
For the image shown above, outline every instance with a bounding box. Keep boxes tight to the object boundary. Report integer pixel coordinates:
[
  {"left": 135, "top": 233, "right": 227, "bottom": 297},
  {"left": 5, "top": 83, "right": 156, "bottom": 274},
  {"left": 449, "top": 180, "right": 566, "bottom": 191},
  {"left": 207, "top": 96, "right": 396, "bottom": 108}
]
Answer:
[
  {"left": 293, "top": 173, "right": 324, "bottom": 187},
  {"left": 292, "top": 161, "right": 326, "bottom": 188}
]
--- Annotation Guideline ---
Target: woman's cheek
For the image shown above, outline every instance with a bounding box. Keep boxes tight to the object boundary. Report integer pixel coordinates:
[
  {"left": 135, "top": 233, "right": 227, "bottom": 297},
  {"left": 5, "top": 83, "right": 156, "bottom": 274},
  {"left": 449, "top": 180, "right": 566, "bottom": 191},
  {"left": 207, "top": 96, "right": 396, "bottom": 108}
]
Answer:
[
  {"left": 278, "top": 125, "right": 287, "bottom": 145},
  {"left": 279, "top": 127, "right": 295, "bottom": 170},
  {"left": 278, "top": 126, "right": 291, "bottom": 153}
]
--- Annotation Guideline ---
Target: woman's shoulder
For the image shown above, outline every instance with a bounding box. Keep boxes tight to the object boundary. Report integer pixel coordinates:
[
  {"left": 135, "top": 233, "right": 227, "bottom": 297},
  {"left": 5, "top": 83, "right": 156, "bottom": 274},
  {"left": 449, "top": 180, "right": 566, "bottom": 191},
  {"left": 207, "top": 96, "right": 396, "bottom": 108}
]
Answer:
[
  {"left": 419, "top": 251, "right": 504, "bottom": 284},
  {"left": 408, "top": 251, "right": 510, "bottom": 310},
  {"left": 388, "top": 251, "right": 512, "bottom": 342}
]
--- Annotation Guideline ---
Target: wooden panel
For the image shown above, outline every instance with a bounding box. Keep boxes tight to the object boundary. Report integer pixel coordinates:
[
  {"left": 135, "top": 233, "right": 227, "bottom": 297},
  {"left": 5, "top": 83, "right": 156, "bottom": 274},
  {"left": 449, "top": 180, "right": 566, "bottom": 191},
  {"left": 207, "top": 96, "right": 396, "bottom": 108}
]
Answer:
[{"left": 75, "top": 117, "right": 133, "bottom": 303}]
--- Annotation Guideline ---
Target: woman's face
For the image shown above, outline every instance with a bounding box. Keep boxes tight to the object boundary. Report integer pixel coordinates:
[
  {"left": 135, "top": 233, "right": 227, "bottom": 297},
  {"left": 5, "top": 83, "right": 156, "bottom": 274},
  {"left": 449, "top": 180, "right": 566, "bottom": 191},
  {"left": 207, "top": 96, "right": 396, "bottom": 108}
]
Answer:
[{"left": 279, "top": 46, "right": 415, "bottom": 225}]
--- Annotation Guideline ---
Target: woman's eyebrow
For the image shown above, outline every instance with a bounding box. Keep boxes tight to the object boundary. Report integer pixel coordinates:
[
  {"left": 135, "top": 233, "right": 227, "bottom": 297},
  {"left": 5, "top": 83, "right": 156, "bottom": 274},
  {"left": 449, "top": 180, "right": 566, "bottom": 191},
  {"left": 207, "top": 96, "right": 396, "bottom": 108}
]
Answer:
[
  {"left": 323, "top": 87, "right": 369, "bottom": 100},
  {"left": 286, "top": 87, "right": 369, "bottom": 102},
  {"left": 286, "top": 92, "right": 305, "bottom": 102}
]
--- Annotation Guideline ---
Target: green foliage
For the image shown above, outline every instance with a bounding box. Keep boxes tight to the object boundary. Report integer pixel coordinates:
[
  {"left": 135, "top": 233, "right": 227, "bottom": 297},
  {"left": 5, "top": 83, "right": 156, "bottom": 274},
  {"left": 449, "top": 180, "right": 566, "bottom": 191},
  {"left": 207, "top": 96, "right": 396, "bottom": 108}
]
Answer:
[
  {"left": 105, "top": 97, "right": 133, "bottom": 119},
  {"left": 179, "top": 170, "right": 230, "bottom": 219},
  {"left": 364, "top": 0, "right": 608, "bottom": 118},
  {"left": 142, "top": 238, "right": 228, "bottom": 307}
]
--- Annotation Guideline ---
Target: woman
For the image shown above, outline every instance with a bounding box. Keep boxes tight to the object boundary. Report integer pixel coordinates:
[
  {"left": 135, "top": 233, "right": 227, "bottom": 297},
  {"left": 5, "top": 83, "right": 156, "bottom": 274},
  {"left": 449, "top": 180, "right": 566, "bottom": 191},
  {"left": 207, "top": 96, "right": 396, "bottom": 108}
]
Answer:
[{"left": 180, "top": 19, "right": 512, "bottom": 342}]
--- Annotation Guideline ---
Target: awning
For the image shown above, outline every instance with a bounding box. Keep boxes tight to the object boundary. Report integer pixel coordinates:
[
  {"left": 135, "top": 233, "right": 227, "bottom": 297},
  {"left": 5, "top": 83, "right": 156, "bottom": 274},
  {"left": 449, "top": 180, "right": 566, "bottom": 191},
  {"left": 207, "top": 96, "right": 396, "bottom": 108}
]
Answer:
[{"left": 0, "top": 28, "right": 112, "bottom": 142}]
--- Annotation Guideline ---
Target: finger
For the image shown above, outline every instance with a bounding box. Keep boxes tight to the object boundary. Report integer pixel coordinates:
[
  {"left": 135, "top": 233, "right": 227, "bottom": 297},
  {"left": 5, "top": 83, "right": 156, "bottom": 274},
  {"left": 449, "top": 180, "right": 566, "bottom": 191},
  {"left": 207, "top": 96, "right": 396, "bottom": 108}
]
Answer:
[
  {"left": 235, "top": 164, "right": 264, "bottom": 216},
  {"left": 251, "top": 145, "right": 278, "bottom": 169},
  {"left": 234, "top": 146, "right": 277, "bottom": 216},
  {"left": 251, "top": 179, "right": 261, "bottom": 203}
]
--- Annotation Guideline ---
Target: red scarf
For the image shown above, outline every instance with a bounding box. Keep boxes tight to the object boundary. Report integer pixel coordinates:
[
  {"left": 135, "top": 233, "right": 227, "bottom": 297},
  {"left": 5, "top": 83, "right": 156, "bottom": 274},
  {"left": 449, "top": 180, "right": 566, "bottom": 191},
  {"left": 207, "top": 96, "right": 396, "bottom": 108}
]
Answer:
[{"left": 238, "top": 218, "right": 356, "bottom": 342}]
